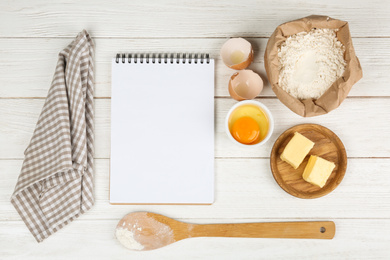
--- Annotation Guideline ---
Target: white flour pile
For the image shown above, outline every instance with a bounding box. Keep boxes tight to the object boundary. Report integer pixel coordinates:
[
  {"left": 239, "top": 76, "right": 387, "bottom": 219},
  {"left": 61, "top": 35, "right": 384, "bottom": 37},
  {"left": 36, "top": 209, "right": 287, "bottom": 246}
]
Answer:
[
  {"left": 116, "top": 228, "right": 144, "bottom": 251},
  {"left": 278, "top": 28, "right": 346, "bottom": 99},
  {"left": 115, "top": 212, "right": 175, "bottom": 251}
]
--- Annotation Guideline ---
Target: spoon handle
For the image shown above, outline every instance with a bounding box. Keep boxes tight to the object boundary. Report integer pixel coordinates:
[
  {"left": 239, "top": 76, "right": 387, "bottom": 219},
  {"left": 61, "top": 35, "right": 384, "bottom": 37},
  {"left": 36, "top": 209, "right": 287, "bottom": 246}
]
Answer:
[{"left": 189, "top": 221, "right": 335, "bottom": 239}]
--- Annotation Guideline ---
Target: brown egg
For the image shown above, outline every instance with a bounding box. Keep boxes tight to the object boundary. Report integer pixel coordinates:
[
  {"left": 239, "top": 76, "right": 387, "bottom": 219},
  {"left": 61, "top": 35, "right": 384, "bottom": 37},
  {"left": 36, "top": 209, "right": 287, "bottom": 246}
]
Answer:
[
  {"left": 220, "top": 38, "right": 254, "bottom": 70},
  {"left": 228, "top": 70, "right": 263, "bottom": 101}
]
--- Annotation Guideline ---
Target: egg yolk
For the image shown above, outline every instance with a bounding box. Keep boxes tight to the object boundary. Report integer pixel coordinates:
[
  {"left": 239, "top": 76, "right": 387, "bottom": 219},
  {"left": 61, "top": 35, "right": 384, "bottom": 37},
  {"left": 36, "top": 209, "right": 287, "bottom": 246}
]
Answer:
[{"left": 231, "top": 116, "right": 260, "bottom": 144}]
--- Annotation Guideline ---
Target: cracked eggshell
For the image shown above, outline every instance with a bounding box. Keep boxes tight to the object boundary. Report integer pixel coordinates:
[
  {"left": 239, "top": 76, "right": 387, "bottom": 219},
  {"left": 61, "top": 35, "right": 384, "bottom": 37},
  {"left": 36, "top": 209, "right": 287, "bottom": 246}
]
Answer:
[
  {"left": 228, "top": 70, "right": 263, "bottom": 101},
  {"left": 220, "top": 38, "right": 254, "bottom": 70}
]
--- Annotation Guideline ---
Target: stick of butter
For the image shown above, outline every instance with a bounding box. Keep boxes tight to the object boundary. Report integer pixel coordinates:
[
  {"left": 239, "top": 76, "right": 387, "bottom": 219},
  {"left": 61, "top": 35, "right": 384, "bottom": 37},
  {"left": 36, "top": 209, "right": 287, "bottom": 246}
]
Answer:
[
  {"left": 280, "top": 132, "right": 314, "bottom": 169},
  {"left": 303, "top": 155, "right": 336, "bottom": 188}
]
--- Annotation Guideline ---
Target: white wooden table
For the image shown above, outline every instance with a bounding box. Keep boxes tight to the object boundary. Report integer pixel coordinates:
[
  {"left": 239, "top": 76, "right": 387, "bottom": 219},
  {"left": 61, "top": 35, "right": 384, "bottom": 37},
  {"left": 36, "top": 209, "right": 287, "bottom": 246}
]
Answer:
[{"left": 1, "top": 1, "right": 389, "bottom": 259}]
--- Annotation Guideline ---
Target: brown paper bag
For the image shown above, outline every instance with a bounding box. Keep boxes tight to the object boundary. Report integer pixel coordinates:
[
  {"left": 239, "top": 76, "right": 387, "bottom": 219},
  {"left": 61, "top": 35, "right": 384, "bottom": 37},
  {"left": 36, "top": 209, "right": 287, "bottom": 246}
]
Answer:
[{"left": 264, "top": 15, "right": 363, "bottom": 117}]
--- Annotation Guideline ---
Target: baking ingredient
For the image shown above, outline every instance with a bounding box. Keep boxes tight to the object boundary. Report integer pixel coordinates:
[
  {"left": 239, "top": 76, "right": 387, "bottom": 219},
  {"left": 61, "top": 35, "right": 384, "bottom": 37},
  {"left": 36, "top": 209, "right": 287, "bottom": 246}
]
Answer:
[
  {"left": 116, "top": 212, "right": 175, "bottom": 251},
  {"left": 116, "top": 227, "right": 144, "bottom": 251},
  {"left": 303, "top": 155, "right": 336, "bottom": 188},
  {"left": 228, "top": 104, "right": 269, "bottom": 145},
  {"left": 220, "top": 38, "right": 253, "bottom": 69},
  {"left": 231, "top": 116, "right": 260, "bottom": 144},
  {"left": 230, "top": 50, "right": 245, "bottom": 65},
  {"left": 278, "top": 28, "right": 346, "bottom": 100},
  {"left": 280, "top": 132, "right": 314, "bottom": 169},
  {"left": 229, "top": 70, "right": 263, "bottom": 101}
]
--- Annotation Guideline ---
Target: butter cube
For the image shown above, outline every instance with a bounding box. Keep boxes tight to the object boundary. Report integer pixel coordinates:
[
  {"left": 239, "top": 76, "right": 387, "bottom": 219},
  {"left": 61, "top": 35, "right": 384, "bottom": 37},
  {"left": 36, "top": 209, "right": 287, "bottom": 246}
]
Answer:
[
  {"left": 303, "top": 155, "right": 336, "bottom": 188},
  {"left": 280, "top": 132, "right": 314, "bottom": 169}
]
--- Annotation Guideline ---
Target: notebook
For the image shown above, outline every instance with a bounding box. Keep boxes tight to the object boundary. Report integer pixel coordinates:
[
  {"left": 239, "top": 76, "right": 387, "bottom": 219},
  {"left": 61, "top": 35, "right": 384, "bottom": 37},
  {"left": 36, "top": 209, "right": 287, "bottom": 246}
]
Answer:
[{"left": 110, "top": 53, "right": 214, "bottom": 204}]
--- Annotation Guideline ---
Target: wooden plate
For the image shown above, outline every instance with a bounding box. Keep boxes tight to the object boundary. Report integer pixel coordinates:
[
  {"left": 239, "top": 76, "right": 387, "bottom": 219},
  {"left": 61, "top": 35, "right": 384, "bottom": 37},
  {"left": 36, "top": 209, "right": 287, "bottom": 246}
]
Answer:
[{"left": 270, "top": 124, "right": 347, "bottom": 199}]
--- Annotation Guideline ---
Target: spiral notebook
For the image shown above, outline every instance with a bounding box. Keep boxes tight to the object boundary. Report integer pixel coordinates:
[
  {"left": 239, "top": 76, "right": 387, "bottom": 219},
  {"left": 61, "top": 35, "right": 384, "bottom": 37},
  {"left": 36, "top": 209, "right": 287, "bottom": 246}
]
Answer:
[{"left": 110, "top": 53, "right": 215, "bottom": 204}]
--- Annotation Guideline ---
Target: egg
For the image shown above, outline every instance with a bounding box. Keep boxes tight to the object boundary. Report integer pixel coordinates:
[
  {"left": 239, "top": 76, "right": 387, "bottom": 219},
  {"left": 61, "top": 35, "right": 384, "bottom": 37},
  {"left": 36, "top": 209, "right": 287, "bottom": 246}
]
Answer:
[
  {"left": 228, "top": 104, "right": 270, "bottom": 145},
  {"left": 220, "top": 38, "right": 253, "bottom": 70},
  {"left": 228, "top": 70, "right": 263, "bottom": 101},
  {"left": 231, "top": 116, "right": 260, "bottom": 144}
]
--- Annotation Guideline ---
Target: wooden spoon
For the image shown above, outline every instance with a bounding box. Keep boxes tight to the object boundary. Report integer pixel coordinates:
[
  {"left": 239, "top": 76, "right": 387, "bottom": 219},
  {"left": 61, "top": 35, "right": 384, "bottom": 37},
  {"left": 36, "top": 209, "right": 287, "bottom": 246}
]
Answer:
[{"left": 115, "top": 212, "right": 335, "bottom": 251}]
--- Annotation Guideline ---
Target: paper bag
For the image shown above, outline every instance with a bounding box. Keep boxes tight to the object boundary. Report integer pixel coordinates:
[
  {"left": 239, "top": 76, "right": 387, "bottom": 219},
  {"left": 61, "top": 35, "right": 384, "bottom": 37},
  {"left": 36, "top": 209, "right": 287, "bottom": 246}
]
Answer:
[{"left": 264, "top": 15, "right": 363, "bottom": 117}]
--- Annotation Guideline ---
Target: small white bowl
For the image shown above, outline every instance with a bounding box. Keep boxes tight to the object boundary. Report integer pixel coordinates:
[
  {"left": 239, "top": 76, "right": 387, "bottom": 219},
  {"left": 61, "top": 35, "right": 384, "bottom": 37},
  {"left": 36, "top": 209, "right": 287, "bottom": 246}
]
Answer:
[{"left": 225, "top": 100, "right": 274, "bottom": 147}]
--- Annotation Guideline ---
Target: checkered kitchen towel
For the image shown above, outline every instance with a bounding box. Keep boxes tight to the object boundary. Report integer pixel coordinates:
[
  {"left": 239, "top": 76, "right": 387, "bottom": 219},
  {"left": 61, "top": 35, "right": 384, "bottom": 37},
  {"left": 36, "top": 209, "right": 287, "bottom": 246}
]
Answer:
[{"left": 10, "top": 30, "right": 94, "bottom": 242}]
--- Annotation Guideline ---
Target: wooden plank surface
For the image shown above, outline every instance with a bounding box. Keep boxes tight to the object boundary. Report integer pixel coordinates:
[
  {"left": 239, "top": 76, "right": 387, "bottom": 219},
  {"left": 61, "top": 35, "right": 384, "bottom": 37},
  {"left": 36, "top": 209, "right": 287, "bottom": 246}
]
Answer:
[
  {"left": 1, "top": 98, "right": 389, "bottom": 159},
  {"left": 0, "top": 38, "right": 387, "bottom": 98},
  {"left": 2, "top": 158, "right": 389, "bottom": 221},
  {"left": 1, "top": 219, "right": 389, "bottom": 259},
  {"left": 1, "top": 0, "right": 389, "bottom": 259},
  {"left": 0, "top": 0, "right": 389, "bottom": 38}
]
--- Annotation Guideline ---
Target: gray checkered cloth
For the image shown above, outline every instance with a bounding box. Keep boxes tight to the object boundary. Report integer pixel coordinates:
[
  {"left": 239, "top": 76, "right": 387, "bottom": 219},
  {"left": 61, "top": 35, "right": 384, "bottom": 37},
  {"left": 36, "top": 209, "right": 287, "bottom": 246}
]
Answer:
[{"left": 10, "top": 30, "right": 94, "bottom": 242}]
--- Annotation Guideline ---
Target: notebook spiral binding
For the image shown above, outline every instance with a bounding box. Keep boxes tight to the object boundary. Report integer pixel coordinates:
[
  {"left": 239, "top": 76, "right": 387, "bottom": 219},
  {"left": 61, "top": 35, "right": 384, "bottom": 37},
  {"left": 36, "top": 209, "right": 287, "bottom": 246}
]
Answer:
[{"left": 115, "top": 53, "right": 210, "bottom": 64}]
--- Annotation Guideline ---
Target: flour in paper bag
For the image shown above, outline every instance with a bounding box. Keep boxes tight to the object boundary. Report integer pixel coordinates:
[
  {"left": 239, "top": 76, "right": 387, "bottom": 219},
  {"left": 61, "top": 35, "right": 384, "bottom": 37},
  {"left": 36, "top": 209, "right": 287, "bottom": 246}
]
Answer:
[{"left": 278, "top": 29, "right": 346, "bottom": 99}]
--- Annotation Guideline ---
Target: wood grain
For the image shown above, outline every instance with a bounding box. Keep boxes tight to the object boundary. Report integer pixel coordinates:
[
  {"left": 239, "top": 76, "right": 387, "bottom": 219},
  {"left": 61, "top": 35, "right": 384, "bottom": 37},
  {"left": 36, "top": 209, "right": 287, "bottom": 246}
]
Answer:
[
  {"left": 118, "top": 212, "right": 334, "bottom": 251},
  {"left": 2, "top": 158, "right": 390, "bottom": 221},
  {"left": 0, "top": 0, "right": 389, "bottom": 38},
  {"left": 1, "top": 0, "right": 390, "bottom": 258},
  {"left": 1, "top": 219, "right": 389, "bottom": 259},
  {"left": 1, "top": 98, "right": 389, "bottom": 159},
  {"left": 190, "top": 221, "right": 335, "bottom": 239},
  {"left": 0, "top": 38, "right": 387, "bottom": 98},
  {"left": 271, "top": 124, "right": 347, "bottom": 199}
]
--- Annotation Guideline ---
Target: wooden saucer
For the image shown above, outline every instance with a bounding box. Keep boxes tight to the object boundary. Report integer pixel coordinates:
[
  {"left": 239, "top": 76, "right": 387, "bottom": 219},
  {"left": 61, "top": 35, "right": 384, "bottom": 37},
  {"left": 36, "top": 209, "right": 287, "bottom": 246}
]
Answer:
[{"left": 270, "top": 124, "right": 347, "bottom": 199}]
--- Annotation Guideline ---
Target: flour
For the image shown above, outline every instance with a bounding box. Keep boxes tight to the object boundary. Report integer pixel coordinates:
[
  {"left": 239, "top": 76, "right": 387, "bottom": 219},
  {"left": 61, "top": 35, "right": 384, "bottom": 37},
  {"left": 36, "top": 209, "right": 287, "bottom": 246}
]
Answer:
[
  {"left": 278, "top": 28, "right": 346, "bottom": 99},
  {"left": 115, "top": 228, "right": 144, "bottom": 251},
  {"left": 115, "top": 212, "right": 176, "bottom": 251}
]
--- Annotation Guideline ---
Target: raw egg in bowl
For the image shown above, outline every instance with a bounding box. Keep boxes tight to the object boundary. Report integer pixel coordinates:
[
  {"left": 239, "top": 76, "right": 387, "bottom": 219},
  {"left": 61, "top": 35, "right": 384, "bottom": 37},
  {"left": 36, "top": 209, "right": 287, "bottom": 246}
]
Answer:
[{"left": 225, "top": 100, "right": 274, "bottom": 147}]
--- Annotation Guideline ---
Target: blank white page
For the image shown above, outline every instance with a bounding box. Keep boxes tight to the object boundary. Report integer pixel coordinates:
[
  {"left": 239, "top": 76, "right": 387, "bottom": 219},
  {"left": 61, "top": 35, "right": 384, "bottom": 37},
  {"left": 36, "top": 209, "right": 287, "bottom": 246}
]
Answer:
[{"left": 110, "top": 57, "right": 214, "bottom": 204}]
